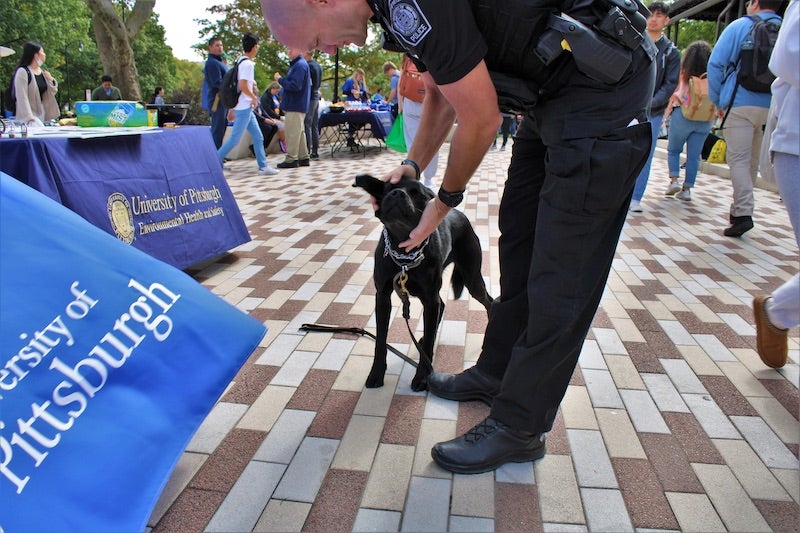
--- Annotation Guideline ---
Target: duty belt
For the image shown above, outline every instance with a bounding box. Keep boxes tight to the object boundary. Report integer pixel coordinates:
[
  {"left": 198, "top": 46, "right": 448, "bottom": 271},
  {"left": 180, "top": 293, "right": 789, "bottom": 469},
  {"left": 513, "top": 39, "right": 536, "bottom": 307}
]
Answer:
[{"left": 534, "top": 0, "right": 656, "bottom": 85}]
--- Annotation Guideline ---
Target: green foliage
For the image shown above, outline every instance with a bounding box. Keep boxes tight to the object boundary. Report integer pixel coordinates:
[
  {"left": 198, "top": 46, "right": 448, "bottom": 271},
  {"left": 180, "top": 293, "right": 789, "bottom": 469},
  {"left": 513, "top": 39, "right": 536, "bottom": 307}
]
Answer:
[
  {"left": 669, "top": 19, "right": 719, "bottom": 50},
  {"left": 0, "top": 0, "right": 98, "bottom": 109},
  {"left": 133, "top": 15, "right": 178, "bottom": 101}
]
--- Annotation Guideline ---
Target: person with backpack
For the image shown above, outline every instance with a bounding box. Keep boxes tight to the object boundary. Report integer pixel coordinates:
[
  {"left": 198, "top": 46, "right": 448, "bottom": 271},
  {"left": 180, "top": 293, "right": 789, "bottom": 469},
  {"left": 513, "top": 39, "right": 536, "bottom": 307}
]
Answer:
[
  {"left": 9, "top": 41, "right": 59, "bottom": 127},
  {"left": 628, "top": 1, "right": 681, "bottom": 213},
  {"left": 217, "top": 33, "right": 279, "bottom": 177},
  {"left": 708, "top": 0, "right": 783, "bottom": 237},
  {"left": 662, "top": 41, "right": 716, "bottom": 202}
]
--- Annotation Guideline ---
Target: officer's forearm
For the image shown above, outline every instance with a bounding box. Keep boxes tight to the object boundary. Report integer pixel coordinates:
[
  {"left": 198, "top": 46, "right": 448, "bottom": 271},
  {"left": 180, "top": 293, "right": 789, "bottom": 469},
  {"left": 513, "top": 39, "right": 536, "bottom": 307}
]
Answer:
[
  {"left": 407, "top": 94, "right": 455, "bottom": 177},
  {"left": 439, "top": 116, "right": 498, "bottom": 193}
]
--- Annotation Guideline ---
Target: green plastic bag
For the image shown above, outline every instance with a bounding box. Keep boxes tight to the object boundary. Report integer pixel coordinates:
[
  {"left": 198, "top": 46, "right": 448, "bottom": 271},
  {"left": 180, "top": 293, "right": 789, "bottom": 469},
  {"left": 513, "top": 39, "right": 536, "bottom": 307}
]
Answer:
[{"left": 386, "top": 112, "right": 407, "bottom": 153}]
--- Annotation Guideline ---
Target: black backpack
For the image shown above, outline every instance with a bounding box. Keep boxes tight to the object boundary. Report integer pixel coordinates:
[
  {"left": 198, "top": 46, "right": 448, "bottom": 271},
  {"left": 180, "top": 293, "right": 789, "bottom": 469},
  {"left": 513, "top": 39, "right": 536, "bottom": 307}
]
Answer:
[
  {"left": 3, "top": 66, "right": 31, "bottom": 116},
  {"left": 736, "top": 14, "right": 781, "bottom": 93},
  {"left": 218, "top": 58, "right": 245, "bottom": 109}
]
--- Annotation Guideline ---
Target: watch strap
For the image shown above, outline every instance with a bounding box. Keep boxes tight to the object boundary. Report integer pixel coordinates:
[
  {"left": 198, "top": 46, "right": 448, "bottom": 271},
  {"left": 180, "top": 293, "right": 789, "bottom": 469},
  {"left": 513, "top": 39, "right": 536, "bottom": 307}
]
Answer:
[
  {"left": 437, "top": 186, "right": 465, "bottom": 208},
  {"left": 400, "top": 158, "right": 420, "bottom": 180}
]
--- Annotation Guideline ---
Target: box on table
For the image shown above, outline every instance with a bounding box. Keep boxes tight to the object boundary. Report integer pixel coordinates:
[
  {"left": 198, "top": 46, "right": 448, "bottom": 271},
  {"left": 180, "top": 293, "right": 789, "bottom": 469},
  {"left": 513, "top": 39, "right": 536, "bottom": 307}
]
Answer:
[{"left": 75, "top": 101, "right": 157, "bottom": 127}]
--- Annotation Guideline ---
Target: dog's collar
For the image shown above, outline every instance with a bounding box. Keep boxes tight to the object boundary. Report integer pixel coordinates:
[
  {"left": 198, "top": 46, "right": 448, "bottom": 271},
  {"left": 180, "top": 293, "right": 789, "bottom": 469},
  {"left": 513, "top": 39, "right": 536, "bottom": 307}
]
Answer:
[{"left": 382, "top": 227, "right": 429, "bottom": 270}]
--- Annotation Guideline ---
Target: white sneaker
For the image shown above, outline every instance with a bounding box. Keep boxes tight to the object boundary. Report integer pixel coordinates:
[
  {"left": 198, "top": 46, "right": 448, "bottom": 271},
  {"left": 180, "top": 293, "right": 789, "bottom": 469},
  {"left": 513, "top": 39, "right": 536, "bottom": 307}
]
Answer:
[
  {"left": 675, "top": 188, "right": 691, "bottom": 201},
  {"left": 629, "top": 200, "right": 642, "bottom": 212},
  {"left": 423, "top": 180, "right": 434, "bottom": 190},
  {"left": 665, "top": 182, "right": 681, "bottom": 195},
  {"left": 258, "top": 166, "right": 279, "bottom": 176}
]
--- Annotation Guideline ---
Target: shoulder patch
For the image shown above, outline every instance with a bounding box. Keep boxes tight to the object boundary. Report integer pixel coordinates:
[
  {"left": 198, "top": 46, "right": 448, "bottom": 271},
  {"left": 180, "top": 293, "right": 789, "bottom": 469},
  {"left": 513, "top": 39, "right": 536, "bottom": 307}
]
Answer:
[{"left": 389, "top": 0, "right": 431, "bottom": 46}]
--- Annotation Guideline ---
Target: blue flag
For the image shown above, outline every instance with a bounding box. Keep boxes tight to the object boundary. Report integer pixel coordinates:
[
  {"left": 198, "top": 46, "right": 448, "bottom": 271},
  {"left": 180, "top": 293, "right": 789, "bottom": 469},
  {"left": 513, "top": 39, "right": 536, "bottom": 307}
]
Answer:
[{"left": 0, "top": 173, "right": 266, "bottom": 532}]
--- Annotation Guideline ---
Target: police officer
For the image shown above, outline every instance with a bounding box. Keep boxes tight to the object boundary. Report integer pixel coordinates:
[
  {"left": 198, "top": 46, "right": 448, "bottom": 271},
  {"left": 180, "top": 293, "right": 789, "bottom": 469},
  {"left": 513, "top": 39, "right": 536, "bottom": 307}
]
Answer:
[{"left": 260, "top": 0, "right": 656, "bottom": 474}]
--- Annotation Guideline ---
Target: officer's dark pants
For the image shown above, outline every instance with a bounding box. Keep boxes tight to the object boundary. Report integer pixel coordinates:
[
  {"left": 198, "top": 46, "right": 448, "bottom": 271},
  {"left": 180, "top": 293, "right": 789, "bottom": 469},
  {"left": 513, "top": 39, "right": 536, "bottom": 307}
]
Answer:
[
  {"left": 476, "top": 47, "right": 655, "bottom": 435},
  {"left": 210, "top": 103, "right": 227, "bottom": 149}
]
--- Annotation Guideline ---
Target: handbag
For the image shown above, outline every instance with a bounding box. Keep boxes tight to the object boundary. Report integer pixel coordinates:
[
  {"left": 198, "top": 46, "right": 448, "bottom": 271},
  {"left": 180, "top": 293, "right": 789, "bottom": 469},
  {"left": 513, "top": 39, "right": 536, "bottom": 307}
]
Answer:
[
  {"left": 706, "top": 133, "right": 726, "bottom": 163},
  {"left": 398, "top": 56, "right": 425, "bottom": 103},
  {"left": 386, "top": 112, "right": 407, "bottom": 153},
  {"left": 702, "top": 130, "right": 726, "bottom": 163},
  {"left": 701, "top": 105, "right": 732, "bottom": 163}
]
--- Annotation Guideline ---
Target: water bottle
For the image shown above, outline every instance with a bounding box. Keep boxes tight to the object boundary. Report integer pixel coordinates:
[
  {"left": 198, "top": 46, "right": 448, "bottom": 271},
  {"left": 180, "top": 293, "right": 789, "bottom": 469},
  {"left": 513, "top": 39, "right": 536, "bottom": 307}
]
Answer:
[{"left": 108, "top": 102, "right": 136, "bottom": 127}]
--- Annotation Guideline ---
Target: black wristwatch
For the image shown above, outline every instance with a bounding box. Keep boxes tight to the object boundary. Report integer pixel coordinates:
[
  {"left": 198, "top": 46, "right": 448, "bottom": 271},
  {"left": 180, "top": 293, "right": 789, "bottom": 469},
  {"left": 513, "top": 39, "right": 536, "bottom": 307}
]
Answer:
[
  {"left": 437, "top": 186, "right": 465, "bottom": 208},
  {"left": 400, "top": 158, "right": 420, "bottom": 180}
]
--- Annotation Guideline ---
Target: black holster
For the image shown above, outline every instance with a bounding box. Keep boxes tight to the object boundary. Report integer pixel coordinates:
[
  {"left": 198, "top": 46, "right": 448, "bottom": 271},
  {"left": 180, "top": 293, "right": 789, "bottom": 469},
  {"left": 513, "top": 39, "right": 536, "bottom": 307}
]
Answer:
[{"left": 534, "top": 0, "right": 655, "bottom": 85}]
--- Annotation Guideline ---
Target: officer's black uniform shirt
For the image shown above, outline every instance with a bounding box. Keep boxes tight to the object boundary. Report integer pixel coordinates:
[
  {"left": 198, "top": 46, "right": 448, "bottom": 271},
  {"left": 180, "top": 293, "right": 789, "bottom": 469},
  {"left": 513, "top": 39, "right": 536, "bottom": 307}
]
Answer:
[
  {"left": 368, "top": 0, "right": 599, "bottom": 88},
  {"left": 369, "top": 0, "right": 487, "bottom": 85}
]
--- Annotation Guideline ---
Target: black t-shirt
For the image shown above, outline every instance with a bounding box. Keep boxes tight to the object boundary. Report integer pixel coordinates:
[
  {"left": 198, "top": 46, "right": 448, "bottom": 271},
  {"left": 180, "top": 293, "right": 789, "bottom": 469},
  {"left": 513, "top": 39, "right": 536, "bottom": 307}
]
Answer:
[
  {"left": 34, "top": 72, "right": 48, "bottom": 99},
  {"left": 370, "top": 0, "right": 487, "bottom": 85}
]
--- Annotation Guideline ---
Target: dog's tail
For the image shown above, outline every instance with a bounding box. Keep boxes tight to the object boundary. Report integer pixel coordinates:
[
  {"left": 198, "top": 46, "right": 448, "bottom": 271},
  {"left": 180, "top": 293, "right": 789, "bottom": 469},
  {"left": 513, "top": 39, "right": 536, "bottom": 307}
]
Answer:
[{"left": 451, "top": 268, "right": 465, "bottom": 300}]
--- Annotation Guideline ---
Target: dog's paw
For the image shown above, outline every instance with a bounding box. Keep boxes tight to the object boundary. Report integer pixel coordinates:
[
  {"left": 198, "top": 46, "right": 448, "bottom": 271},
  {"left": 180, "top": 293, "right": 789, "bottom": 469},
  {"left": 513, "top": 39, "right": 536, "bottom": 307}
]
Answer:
[
  {"left": 411, "top": 375, "right": 429, "bottom": 392},
  {"left": 365, "top": 372, "right": 385, "bottom": 389}
]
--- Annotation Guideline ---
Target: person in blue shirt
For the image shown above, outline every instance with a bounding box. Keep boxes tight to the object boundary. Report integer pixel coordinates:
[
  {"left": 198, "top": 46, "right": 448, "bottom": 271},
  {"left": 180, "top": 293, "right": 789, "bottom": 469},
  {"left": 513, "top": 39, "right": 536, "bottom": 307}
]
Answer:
[
  {"left": 341, "top": 68, "right": 369, "bottom": 146},
  {"left": 708, "top": 0, "right": 782, "bottom": 237},
  {"left": 275, "top": 50, "right": 311, "bottom": 168},
  {"left": 202, "top": 38, "right": 229, "bottom": 149},
  {"left": 384, "top": 61, "right": 400, "bottom": 117},
  {"left": 342, "top": 68, "right": 368, "bottom": 102}
]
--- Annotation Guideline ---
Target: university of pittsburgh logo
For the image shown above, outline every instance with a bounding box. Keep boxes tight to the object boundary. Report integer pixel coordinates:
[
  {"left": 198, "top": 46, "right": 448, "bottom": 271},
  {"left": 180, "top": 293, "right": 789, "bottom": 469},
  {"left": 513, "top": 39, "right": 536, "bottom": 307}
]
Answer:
[{"left": 107, "top": 192, "right": 135, "bottom": 244}]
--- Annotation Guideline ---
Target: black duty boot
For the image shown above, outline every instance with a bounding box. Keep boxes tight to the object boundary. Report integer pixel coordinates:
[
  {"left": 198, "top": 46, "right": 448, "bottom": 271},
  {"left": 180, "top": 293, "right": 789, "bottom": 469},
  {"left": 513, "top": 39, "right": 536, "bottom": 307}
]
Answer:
[
  {"left": 427, "top": 366, "right": 501, "bottom": 405},
  {"left": 724, "top": 215, "right": 754, "bottom": 237},
  {"left": 431, "top": 416, "right": 546, "bottom": 474}
]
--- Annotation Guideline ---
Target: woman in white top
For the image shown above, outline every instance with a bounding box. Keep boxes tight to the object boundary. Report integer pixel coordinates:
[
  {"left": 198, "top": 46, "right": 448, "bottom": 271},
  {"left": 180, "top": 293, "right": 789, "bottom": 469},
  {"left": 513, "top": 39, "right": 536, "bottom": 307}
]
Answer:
[{"left": 12, "top": 41, "right": 59, "bottom": 127}]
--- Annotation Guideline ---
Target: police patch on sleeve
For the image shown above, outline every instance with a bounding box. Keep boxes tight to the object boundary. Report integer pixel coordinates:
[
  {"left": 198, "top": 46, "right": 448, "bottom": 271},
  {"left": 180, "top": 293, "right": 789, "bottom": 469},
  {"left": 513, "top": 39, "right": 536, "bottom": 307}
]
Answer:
[{"left": 389, "top": 0, "right": 431, "bottom": 46}]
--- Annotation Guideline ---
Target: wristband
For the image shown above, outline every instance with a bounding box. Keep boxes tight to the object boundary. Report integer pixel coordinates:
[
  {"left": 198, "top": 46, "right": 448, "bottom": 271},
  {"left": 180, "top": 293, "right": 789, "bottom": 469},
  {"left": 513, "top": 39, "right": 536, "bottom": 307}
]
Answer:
[
  {"left": 437, "top": 186, "right": 465, "bottom": 208},
  {"left": 400, "top": 158, "right": 420, "bottom": 180}
]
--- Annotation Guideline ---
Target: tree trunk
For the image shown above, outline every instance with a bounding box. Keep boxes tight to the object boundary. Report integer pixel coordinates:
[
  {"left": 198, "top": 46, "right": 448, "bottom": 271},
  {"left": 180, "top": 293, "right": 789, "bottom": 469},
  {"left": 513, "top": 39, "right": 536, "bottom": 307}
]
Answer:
[{"left": 85, "top": 0, "right": 155, "bottom": 102}]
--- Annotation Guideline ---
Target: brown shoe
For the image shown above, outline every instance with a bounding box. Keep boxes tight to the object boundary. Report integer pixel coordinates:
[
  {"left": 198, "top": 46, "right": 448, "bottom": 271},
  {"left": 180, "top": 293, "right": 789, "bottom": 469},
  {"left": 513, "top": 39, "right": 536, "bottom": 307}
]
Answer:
[{"left": 753, "top": 296, "right": 788, "bottom": 368}]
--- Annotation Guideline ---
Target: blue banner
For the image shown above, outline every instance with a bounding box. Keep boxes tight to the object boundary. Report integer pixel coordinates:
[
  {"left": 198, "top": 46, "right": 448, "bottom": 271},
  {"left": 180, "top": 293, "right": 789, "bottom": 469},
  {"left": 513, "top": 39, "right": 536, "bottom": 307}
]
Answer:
[{"left": 0, "top": 173, "right": 267, "bottom": 532}]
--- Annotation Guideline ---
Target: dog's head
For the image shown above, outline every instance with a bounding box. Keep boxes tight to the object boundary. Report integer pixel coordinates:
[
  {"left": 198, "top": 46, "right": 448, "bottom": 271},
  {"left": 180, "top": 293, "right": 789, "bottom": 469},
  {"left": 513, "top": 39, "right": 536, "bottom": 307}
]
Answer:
[{"left": 353, "top": 174, "right": 434, "bottom": 240}]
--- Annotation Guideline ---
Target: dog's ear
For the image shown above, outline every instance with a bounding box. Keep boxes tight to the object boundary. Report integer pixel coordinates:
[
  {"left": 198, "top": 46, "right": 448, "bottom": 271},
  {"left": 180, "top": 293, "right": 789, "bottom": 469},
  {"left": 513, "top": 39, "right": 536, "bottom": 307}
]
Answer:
[{"left": 352, "top": 174, "right": 387, "bottom": 202}]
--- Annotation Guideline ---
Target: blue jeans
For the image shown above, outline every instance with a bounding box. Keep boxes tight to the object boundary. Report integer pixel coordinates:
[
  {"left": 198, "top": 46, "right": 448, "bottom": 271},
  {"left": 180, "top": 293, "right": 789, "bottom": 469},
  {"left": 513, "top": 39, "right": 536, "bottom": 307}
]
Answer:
[
  {"left": 217, "top": 107, "right": 267, "bottom": 169},
  {"left": 667, "top": 107, "right": 712, "bottom": 188},
  {"left": 631, "top": 114, "right": 663, "bottom": 202}
]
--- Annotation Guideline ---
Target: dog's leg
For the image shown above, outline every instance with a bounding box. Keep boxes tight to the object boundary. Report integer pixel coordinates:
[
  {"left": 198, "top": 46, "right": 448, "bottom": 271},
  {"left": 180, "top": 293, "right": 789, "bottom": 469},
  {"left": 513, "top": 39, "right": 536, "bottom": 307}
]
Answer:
[
  {"left": 366, "top": 285, "right": 392, "bottom": 388},
  {"left": 454, "top": 233, "right": 494, "bottom": 312},
  {"left": 412, "top": 294, "right": 443, "bottom": 391}
]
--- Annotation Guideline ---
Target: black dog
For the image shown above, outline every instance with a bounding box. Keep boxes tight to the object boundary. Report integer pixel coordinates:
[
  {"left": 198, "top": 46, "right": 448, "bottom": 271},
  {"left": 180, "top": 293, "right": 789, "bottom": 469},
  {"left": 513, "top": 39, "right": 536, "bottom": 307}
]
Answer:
[{"left": 353, "top": 174, "right": 493, "bottom": 391}]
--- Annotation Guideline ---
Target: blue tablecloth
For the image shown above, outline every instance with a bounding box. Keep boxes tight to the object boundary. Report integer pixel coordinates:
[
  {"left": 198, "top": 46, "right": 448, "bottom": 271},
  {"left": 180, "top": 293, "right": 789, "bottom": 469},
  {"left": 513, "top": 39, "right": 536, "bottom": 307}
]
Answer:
[
  {"left": 0, "top": 126, "right": 251, "bottom": 269},
  {"left": 318, "top": 110, "right": 394, "bottom": 140}
]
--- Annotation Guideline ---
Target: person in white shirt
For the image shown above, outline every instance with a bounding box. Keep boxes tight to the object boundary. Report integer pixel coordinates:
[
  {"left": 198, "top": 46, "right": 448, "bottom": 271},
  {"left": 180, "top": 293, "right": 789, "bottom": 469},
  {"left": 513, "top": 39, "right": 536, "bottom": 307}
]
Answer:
[{"left": 217, "top": 33, "right": 279, "bottom": 176}]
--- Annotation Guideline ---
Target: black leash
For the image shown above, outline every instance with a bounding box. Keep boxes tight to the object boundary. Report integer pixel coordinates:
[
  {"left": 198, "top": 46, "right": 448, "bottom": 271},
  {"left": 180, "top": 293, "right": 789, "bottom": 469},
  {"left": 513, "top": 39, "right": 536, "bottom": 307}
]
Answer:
[
  {"left": 300, "top": 232, "right": 434, "bottom": 371},
  {"left": 299, "top": 323, "right": 423, "bottom": 368}
]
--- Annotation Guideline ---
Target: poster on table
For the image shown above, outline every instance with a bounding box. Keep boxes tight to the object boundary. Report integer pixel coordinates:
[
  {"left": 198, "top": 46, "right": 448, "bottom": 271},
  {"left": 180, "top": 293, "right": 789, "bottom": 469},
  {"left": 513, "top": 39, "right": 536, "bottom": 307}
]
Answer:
[{"left": 0, "top": 173, "right": 267, "bottom": 532}]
